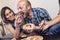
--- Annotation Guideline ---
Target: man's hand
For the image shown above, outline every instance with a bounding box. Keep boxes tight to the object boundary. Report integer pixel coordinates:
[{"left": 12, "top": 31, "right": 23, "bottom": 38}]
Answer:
[{"left": 22, "top": 23, "right": 36, "bottom": 33}]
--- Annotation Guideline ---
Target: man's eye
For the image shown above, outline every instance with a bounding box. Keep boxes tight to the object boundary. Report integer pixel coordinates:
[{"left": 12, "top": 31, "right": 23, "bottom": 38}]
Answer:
[{"left": 19, "top": 7, "right": 22, "bottom": 9}]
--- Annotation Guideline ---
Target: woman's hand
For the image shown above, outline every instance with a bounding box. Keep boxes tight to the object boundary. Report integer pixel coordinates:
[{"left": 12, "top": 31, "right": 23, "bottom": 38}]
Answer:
[
  {"left": 15, "top": 12, "right": 24, "bottom": 27},
  {"left": 14, "top": 12, "right": 24, "bottom": 39},
  {"left": 39, "top": 20, "right": 49, "bottom": 31}
]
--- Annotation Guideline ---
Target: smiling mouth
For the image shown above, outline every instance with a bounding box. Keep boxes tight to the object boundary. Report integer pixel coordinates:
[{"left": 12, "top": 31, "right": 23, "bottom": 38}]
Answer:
[{"left": 9, "top": 16, "right": 14, "bottom": 20}]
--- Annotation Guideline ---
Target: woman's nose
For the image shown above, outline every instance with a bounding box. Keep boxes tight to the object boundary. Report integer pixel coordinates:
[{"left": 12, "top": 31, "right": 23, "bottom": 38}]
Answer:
[{"left": 8, "top": 13, "right": 13, "bottom": 18}]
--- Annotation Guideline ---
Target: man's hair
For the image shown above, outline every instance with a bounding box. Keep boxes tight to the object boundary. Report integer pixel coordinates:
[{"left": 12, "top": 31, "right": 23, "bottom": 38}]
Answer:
[
  {"left": 27, "top": 0, "right": 31, "bottom": 6},
  {"left": 1, "top": 6, "right": 15, "bottom": 24},
  {"left": 18, "top": 0, "right": 31, "bottom": 6}
]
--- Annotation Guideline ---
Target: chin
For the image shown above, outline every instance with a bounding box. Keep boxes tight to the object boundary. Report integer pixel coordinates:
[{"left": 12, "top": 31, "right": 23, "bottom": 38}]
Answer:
[{"left": 9, "top": 19, "right": 14, "bottom": 21}]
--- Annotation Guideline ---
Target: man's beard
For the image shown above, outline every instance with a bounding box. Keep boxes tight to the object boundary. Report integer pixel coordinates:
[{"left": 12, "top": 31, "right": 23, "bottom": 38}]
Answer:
[
  {"left": 18, "top": 11, "right": 32, "bottom": 20},
  {"left": 25, "top": 12, "right": 29, "bottom": 17},
  {"left": 25, "top": 12, "right": 32, "bottom": 19}
]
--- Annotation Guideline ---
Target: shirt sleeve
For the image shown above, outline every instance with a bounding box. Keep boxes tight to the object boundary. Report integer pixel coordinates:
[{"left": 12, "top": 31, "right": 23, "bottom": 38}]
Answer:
[{"left": 37, "top": 8, "right": 52, "bottom": 21}]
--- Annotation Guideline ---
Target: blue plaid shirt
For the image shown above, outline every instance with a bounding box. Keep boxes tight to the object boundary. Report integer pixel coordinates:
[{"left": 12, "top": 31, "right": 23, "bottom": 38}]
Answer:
[{"left": 24, "top": 8, "right": 52, "bottom": 26}]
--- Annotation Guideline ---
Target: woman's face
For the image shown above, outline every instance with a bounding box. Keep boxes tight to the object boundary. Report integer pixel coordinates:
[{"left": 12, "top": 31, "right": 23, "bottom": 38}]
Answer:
[{"left": 5, "top": 9, "right": 15, "bottom": 21}]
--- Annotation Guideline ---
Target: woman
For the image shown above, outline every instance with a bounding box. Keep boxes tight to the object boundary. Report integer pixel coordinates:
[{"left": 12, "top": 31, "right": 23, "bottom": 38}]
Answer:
[
  {"left": 1, "top": 7, "right": 25, "bottom": 39},
  {"left": 1, "top": 6, "right": 15, "bottom": 36}
]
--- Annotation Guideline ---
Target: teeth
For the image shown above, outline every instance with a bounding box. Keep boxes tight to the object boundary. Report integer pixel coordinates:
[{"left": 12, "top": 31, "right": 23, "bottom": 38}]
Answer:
[{"left": 17, "top": 18, "right": 21, "bottom": 21}]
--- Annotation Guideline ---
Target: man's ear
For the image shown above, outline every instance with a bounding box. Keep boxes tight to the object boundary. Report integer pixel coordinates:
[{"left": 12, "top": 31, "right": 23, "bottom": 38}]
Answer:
[
  {"left": 28, "top": 6, "right": 31, "bottom": 10},
  {"left": 28, "top": 7, "right": 30, "bottom": 10}
]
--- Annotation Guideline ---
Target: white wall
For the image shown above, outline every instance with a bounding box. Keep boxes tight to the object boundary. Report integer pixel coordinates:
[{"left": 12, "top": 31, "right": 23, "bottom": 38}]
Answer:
[
  {"left": 0, "top": 0, "right": 59, "bottom": 19},
  {"left": 0, "top": 0, "right": 18, "bottom": 13}
]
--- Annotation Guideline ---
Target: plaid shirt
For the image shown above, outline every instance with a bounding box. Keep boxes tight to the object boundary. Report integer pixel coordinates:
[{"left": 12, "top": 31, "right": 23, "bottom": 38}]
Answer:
[{"left": 24, "top": 8, "right": 52, "bottom": 26}]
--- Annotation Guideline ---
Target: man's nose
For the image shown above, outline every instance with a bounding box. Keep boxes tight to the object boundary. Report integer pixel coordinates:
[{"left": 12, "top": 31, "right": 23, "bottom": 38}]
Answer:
[{"left": 23, "top": 7, "right": 27, "bottom": 11}]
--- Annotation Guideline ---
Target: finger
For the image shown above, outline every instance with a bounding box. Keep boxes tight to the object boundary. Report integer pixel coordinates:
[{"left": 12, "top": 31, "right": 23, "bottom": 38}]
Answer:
[
  {"left": 39, "top": 20, "right": 45, "bottom": 27},
  {"left": 42, "top": 25, "right": 49, "bottom": 31}
]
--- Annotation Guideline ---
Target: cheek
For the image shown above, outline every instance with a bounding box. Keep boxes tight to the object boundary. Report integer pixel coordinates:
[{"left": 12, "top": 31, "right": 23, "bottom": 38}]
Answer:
[
  {"left": 18, "top": 9, "right": 22, "bottom": 12},
  {"left": 5, "top": 15, "right": 9, "bottom": 19},
  {"left": 12, "top": 13, "right": 14, "bottom": 17}
]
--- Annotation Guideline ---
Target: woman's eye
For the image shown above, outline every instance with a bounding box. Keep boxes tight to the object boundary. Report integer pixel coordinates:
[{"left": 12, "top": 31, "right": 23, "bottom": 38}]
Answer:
[
  {"left": 6, "top": 13, "right": 9, "bottom": 16},
  {"left": 9, "top": 11, "right": 11, "bottom": 13}
]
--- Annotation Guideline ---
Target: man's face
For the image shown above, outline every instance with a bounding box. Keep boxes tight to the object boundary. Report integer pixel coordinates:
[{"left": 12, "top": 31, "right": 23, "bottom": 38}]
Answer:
[{"left": 17, "top": 1, "right": 31, "bottom": 13}]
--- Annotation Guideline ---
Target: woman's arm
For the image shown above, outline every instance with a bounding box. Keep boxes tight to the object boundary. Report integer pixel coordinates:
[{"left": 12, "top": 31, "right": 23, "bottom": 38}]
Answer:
[
  {"left": 47, "top": 15, "right": 60, "bottom": 27},
  {"left": 39, "top": 15, "right": 60, "bottom": 31},
  {"left": 5, "top": 23, "right": 15, "bottom": 35},
  {"left": 0, "top": 21, "right": 6, "bottom": 36}
]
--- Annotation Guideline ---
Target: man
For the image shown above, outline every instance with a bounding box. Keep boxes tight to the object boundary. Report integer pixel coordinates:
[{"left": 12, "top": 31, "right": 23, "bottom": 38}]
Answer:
[
  {"left": 13, "top": 0, "right": 60, "bottom": 40},
  {"left": 17, "top": 0, "right": 51, "bottom": 26},
  {"left": 17, "top": 0, "right": 51, "bottom": 37}
]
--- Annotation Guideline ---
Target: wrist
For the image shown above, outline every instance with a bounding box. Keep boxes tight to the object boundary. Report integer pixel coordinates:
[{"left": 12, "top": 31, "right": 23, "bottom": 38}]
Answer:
[
  {"left": 35, "top": 26, "right": 40, "bottom": 30},
  {"left": 42, "top": 24, "right": 49, "bottom": 31}
]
